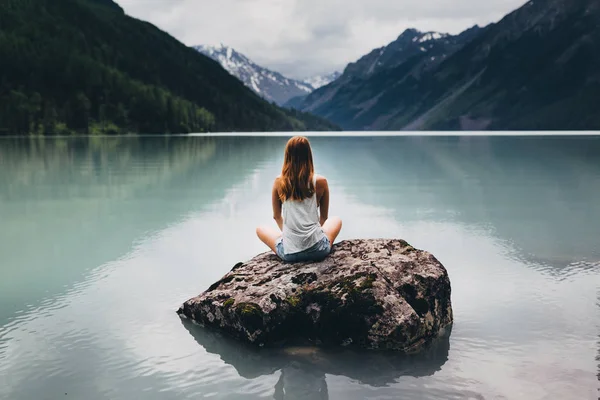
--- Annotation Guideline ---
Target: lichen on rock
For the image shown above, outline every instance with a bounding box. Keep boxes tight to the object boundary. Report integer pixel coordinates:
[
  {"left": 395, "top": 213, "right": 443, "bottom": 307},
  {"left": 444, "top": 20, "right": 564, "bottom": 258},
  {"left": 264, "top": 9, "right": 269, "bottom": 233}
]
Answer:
[{"left": 177, "top": 239, "right": 453, "bottom": 352}]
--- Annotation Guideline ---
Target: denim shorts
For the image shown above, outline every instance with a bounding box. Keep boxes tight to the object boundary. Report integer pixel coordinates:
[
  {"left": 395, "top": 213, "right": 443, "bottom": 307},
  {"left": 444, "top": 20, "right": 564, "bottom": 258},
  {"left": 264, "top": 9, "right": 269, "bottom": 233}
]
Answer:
[{"left": 275, "top": 236, "right": 331, "bottom": 263}]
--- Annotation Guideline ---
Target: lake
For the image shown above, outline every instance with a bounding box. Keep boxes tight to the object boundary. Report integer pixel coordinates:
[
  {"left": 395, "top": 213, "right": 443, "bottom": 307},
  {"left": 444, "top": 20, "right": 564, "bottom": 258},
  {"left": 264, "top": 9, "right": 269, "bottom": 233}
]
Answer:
[{"left": 0, "top": 134, "right": 599, "bottom": 400}]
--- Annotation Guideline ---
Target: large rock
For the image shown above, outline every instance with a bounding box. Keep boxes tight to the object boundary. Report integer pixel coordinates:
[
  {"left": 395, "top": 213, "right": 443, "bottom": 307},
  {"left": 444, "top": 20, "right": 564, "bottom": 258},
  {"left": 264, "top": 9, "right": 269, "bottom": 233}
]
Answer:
[{"left": 177, "top": 239, "right": 453, "bottom": 352}]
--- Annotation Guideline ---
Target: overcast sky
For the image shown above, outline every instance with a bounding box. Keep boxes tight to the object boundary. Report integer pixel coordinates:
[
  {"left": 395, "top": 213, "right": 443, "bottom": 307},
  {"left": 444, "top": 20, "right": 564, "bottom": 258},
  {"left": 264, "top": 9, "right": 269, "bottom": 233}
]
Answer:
[{"left": 116, "top": 0, "right": 526, "bottom": 79}]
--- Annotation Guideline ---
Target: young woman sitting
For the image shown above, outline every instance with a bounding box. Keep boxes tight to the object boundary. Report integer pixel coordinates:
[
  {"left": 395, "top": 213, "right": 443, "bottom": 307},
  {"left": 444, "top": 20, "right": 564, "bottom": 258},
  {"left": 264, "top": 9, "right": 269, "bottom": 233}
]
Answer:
[{"left": 256, "top": 136, "right": 342, "bottom": 263}]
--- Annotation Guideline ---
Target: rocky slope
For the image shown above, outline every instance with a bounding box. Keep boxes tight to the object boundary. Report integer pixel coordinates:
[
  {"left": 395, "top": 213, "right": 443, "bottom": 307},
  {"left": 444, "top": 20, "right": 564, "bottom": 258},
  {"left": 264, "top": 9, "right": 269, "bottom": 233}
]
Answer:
[
  {"left": 294, "top": 0, "right": 600, "bottom": 131},
  {"left": 178, "top": 239, "right": 453, "bottom": 351}
]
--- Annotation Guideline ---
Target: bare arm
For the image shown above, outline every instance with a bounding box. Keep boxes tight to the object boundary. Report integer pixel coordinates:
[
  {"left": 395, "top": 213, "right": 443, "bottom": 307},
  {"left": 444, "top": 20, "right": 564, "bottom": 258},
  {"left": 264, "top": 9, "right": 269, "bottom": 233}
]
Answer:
[
  {"left": 272, "top": 178, "right": 283, "bottom": 231},
  {"left": 318, "top": 177, "right": 329, "bottom": 226}
]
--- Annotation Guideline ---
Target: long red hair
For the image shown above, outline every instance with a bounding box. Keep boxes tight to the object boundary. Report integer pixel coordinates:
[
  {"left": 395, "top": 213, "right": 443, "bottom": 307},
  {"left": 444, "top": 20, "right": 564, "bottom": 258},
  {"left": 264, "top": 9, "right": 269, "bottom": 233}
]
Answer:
[{"left": 277, "top": 136, "right": 315, "bottom": 202}]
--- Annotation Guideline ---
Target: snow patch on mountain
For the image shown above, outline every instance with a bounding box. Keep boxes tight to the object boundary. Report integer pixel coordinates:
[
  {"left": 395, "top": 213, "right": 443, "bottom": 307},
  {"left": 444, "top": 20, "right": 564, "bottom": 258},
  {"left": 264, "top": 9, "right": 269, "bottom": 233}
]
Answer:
[
  {"left": 194, "top": 44, "right": 314, "bottom": 105},
  {"left": 420, "top": 32, "right": 447, "bottom": 42},
  {"left": 410, "top": 31, "right": 449, "bottom": 43}
]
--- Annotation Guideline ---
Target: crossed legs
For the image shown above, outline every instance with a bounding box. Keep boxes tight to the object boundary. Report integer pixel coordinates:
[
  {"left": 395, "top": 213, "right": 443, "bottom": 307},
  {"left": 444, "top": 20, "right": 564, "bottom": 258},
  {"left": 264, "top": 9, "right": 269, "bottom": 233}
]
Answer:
[{"left": 256, "top": 216, "right": 343, "bottom": 254}]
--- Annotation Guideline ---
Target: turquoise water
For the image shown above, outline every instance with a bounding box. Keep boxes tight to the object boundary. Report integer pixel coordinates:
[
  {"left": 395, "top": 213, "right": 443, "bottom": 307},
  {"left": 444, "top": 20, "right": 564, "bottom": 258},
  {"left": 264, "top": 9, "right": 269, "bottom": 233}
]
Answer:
[{"left": 0, "top": 135, "right": 599, "bottom": 399}]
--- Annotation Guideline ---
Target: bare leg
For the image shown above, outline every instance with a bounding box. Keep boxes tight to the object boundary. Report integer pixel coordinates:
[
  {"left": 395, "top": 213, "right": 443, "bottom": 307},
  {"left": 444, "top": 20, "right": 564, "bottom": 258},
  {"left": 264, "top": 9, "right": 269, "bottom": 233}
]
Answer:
[
  {"left": 322, "top": 216, "right": 342, "bottom": 245},
  {"left": 256, "top": 225, "right": 282, "bottom": 254}
]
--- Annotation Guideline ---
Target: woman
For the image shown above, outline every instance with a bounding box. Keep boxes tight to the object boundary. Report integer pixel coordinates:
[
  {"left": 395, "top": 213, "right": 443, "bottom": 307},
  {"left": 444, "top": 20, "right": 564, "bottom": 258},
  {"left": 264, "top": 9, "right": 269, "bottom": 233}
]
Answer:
[{"left": 256, "top": 136, "right": 342, "bottom": 263}]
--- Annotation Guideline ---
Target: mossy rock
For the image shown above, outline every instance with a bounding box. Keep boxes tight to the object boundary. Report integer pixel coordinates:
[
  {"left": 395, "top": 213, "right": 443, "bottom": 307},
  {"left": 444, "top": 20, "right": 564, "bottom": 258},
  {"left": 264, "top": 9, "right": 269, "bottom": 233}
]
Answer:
[{"left": 177, "top": 239, "right": 453, "bottom": 352}]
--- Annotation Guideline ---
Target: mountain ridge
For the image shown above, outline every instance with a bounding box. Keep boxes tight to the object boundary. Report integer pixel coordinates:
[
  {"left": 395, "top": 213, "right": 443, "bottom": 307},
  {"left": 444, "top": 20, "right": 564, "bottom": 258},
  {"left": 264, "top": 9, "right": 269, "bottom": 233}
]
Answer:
[
  {"left": 194, "top": 44, "right": 341, "bottom": 106},
  {"left": 293, "top": 0, "right": 600, "bottom": 130},
  {"left": 293, "top": 27, "right": 482, "bottom": 119},
  {"left": 194, "top": 44, "right": 312, "bottom": 106}
]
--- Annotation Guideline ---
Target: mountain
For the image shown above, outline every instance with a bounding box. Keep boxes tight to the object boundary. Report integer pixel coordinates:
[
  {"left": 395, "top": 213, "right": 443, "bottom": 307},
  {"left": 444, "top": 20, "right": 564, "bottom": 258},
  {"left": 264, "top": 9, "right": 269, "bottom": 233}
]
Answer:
[
  {"left": 195, "top": 45, "right": 342, "bottom": 107},
  {"left": 0, "top": 0, "right": 338, "bottom": 135},
  {"left": 194, "top": 44, "right": 314, "bottom": 106},
  {"left": 343, "top": 27, "right": 482, "bottom": 79},
  {"left": 284, "top": 71, "right": 342, "bottom": 110},
  {"left": 304, "top": 72, "right": 342, "bottom": 89},
  {"left": 292, "top": 27, "right": 482, "bottom": 122},
  {"left": 294, "top": 0, "right": 600, "bottom": 131}
]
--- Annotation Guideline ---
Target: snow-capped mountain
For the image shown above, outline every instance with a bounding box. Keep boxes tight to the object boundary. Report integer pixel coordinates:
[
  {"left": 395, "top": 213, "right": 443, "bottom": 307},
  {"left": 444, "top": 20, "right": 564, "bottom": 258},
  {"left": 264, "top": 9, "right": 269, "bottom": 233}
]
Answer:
[
  {"left": 342, "top": 28, "right": 473, "bottom": 79},
  {"left": 295, "top": 26, "right": 483, "bottom": 126},
  {"left": 194, "top": 44, "right": 316, "bottom": 106},
  {"left": 303, "top": 72, "right": 342, "bottom": 89}
]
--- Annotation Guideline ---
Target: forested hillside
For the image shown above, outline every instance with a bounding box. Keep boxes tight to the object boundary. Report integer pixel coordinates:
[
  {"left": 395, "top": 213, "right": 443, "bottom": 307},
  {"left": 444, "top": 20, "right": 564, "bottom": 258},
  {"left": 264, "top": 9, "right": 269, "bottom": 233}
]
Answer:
[{"left": 0, "top": 0, "right": 338, "bottom": 135}]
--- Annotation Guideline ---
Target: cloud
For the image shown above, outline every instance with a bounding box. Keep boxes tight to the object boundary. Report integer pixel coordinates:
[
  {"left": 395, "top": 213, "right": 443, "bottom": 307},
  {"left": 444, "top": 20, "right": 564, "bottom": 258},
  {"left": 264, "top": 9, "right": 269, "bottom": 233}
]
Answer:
[{"left": 117, "top": 0, "right": 527, "bottom": 79}]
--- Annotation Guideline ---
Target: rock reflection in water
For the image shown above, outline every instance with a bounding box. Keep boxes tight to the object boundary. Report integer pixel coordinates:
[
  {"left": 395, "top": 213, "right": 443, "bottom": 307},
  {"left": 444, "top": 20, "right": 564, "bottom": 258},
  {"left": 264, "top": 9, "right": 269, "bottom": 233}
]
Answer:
[{"left": 181, "top": 319, "right": 451, "bottom": 399}]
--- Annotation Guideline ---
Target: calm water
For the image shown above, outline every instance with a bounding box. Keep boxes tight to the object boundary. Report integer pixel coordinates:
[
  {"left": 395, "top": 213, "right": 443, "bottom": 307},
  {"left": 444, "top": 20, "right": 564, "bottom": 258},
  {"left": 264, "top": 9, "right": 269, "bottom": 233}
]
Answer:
[{"left": 0, "top": 135, "right": 599, "bottom": 400}]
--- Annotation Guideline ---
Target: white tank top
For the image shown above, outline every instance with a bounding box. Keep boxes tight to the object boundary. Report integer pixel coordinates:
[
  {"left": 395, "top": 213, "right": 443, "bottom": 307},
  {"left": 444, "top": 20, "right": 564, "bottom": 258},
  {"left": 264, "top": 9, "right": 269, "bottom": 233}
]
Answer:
[{"left": 281, "top": 174, "right": 326, "bottom": 254}]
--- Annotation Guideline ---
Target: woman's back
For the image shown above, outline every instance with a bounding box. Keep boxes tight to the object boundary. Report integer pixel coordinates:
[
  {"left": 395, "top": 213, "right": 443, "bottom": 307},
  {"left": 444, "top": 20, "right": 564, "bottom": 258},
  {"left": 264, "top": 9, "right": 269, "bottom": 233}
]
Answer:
[{"left": 281, "top": 175, "right": 325, "bottom": 254}]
